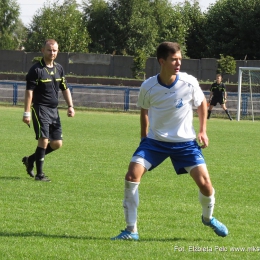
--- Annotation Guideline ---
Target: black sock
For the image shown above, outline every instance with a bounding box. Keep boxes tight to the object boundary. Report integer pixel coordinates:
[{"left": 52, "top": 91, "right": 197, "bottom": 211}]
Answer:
[
  {"left": 225, "top": 109, "right": 232, "bottom": 119},
  {"left": 35, "top": 147, "right": 46, "bottom": 175},
  {"left": 207, "top": 110, "right": 211, "bottom": 119},
  {"left": 45, "top": 143, "right": 54, "bottom": 155},
  {"left": 27, "top": 144, "right": 54, "bottom": 165}
]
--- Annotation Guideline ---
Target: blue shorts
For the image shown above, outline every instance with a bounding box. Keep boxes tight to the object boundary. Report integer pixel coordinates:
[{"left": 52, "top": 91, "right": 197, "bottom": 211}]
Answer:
[{"left": 133, "top": 138, "right": 206, "bottom": 175}]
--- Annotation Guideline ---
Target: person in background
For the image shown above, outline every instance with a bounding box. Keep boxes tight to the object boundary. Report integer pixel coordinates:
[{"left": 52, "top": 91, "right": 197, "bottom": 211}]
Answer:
[
  {"left": 22, "top": 39, "right": 75, "bottom": 182},
  {"left": 207, "top": 74, "right": 232, "bottom": 120},
  {"left": 111, "top": 42, "right": 228, "bottom": 241}
]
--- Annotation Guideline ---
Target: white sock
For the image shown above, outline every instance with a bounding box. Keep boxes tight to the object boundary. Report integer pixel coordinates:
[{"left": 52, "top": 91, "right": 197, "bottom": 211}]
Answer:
[
  {"left": 123, "top": 180, "right": 140, "bottom": 233},
  {"left": 199, "top": 188, "right": 215, "bottom": 222}
]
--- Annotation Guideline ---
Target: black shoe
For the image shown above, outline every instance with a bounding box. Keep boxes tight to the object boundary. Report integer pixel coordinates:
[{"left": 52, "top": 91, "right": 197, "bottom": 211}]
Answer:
[
  {"left": 35, "top": 173, "right": 51, "bottom": 182},
  {"left": 22, "top": 156, "right": 34, "bottom": 177}
]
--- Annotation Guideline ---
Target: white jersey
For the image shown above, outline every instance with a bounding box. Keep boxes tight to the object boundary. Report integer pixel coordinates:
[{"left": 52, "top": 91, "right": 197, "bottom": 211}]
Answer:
[{"left": 137, "top": 72, "right": 205, "bottom": 142}]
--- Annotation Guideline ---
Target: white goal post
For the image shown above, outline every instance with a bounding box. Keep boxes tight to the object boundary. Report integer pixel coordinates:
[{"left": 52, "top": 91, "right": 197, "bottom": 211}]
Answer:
[{"left": 237, "top": 67, "right": 260, "bottom": 121}]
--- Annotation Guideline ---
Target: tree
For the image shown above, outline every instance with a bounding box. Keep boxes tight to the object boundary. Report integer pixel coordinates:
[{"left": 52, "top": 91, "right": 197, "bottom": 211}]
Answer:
[
  {"left": 0, "top": 0, "right": 21, "bottom": 49},
  {"left": 177, "top": 0, "right": 206, "bottom": 59},
  {"left": 202, "top": 0, "right": 260, "bottom": 59},
  {"left": 14, "top": 19, "right": 27, "bottom": 50},
  {"left": 24, "top": 0, "right": 91, "bottom": 52},
  {"left": 106, "top": 0, "right": 158, "bottom": 56},
  {"left": 151, "top": 0, "right": 187, "bottom": 56},
  {"left": 131, "top": 48, "right": 147, "bottom": 79},
  {"left": 82, "top": 0, "right": 114, "bottom": 54},
  {"left": 217, "top": 54, "right": 236, "bottom": 82}
]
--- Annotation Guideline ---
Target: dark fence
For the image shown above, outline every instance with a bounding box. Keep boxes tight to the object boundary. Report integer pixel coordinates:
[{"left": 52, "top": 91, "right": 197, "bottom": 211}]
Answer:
[{"left": 1, "top": 50, "right": 259, "bottom": 83}]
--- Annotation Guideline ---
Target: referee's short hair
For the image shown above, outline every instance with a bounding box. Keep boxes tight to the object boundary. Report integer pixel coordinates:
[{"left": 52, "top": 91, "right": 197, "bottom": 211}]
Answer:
[{"left": 43, "top": 39, "right": 58, "bottom": 48}]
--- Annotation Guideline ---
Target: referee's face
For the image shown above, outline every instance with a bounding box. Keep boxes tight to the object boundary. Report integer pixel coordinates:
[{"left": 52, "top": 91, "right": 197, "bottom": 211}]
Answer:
[
  {"left": 216, "top": 75, "right": 222, "bottom": 83},
  {"left": 42, "top": 42, "right": 59, "bottom": 64}
]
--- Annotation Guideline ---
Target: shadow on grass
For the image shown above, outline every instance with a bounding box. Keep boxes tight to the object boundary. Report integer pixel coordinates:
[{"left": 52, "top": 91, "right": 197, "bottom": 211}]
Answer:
[
  {"left": 139, "top": 236, "right": 216, "bottom": 242},
  {"left": 0, "top": 231, "right": 213, "bottom": 242},
  {"left": 0, "top": 231, "right": 104, "bottom": 240},
  {"left": 0, "top": 176, "right": 22, "bottom": 180}
]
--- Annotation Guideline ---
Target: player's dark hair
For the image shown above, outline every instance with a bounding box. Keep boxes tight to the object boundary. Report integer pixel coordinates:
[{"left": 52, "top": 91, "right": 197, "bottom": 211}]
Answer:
[{"left": 156, "top": 42, "right": 181, "bottom": 62}]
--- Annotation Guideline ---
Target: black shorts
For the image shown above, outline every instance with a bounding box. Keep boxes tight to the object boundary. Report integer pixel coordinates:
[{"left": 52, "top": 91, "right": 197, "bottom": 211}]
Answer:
[
  {"left": 210, "top": 97, "right": 224, "bottom": 106},
  {"left": 31, "top": 105, "right": 62, "bottom": 140}
]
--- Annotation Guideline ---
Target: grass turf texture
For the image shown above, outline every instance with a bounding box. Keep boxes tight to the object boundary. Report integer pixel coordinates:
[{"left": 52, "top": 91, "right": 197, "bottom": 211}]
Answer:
[{"left": 1, "top": 106, "right": 260, "bottom": 259}]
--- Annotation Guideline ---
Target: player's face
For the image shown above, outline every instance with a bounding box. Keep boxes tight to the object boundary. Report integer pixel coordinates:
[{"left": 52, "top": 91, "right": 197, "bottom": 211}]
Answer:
[
  {"left": 161, "top": 51, "right": 182, "bottom": 75},
  {"left": 42, "top": 42, "right": 59, "bottom": 63},
  {"left": 216, "top": 75, "right": 222, "bottom": 83}
]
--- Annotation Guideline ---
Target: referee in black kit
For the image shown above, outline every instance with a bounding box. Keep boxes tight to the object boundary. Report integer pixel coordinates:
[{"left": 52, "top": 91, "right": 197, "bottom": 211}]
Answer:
[
  {"left": 207, "top": 74, "right": 232, "bottom": 120},
  {"left": 22, "top": 39, "right": 75, "bottom": 182}
]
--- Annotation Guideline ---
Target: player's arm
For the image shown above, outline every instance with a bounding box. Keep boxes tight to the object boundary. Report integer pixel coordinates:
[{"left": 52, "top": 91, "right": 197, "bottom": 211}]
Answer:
[
  {"left": 197, "top": 97, "right": 208, "bottom": 149},
  {"left": 223, "top": 84, "right": 227, "bottom": 102},
  {"left": 209, "top": 82, "right": 215, "bottom": 103},
  {"left": 23, "top": 90, "right": 33, "bottom": 125},
  {"left": 208, "top": 91, "right": 213, "bottom": 103},
  {"left": 140, "top": 108, "right": 148, "bottom": 139},
  {"left": 62, "top": 88, "right": 75, "bottom": 117},
  {"left": 224, "top": 94, "right": 227, "bottom": 103}
]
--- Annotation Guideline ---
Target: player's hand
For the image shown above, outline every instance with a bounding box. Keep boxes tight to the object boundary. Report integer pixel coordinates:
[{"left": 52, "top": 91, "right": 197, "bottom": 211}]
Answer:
[
  {"left": 198, "top": 132, "right": 208, "bottom": 149},
  {"left": 67, "top": 107, "right": 75, "bottom": 117}
]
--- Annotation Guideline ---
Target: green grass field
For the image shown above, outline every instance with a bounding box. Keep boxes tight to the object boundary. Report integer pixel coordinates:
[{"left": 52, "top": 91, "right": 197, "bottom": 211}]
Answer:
[{"left": 1, "top": 106, "right": 260, "bottom": 259}]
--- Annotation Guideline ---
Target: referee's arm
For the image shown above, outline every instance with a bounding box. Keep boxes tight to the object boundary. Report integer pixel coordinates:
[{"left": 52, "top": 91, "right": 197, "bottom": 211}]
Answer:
[
  {"left": 24, "top": 90, "right": 32, "bottom": 111},
  {"left": 62, "top": 89, "right": 75, "bottom": 117},
  {"left": 23, "top": 90, "right": 33, "bottom": 125}
]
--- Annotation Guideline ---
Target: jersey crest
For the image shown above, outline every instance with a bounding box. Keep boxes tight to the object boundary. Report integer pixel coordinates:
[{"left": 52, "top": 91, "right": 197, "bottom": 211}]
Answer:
[{"left": 175, "top": 98, "right": 183, "bottom": 108}]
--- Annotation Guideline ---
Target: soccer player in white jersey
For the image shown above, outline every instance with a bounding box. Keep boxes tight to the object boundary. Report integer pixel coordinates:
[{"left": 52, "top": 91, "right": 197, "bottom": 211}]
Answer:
[{"left": 111, "top": 42, "right": 228, "bottom": 241}]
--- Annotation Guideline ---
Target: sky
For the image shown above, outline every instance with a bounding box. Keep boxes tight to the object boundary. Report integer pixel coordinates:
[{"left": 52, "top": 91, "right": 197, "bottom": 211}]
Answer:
[{"left": 17, "top": 0, "right": 217, "bottom": 26}]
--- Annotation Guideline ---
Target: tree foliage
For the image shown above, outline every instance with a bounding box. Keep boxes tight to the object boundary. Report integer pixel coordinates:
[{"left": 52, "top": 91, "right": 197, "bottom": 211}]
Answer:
[
  {"left": 131, "top": 48, "right": 148, "bottom": 79},
  {"left": 82, "top": 0, "right": 113, "bottom": 54},
  {"left": 82, "top": 0, "right": 190, "bottom": 77},
  {"left": 13, "top": 19, "right": 27, "bottom": 50},
  {"left": 24, "top": 0, "right": 91, "bottom": 52},
  {"left": 107, "top": 0, "right": 158, "bottom": 56},
  {"left": 3, "top": 0, "right": 260, "bottom": 61},
  {"left": 203, "top": 0, "right": 260, "bottom": 59},
  {"left": 0, "top": 0, "right": 22, "bottom": 49},
  {"left": 123, "top": 0, "right": 158, "bottom": 56},
  {"left": 177, "top": 0, "right": 206, "bottom": 59},
  {"left": 217, "top": 54, "right": 236, "bottom": 80},
  {"left": 150, "top": 0, "right": 186, "bottom": 54}
]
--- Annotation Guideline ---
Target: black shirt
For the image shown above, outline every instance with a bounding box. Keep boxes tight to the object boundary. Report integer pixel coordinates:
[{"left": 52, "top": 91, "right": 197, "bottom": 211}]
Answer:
[
  {"left": 26, "top": 59, "right": 68, "bottom": 108},
  {"left": 210, "top": 82, "right": 226, "bottom": 99}
]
